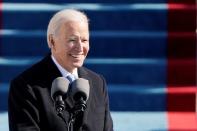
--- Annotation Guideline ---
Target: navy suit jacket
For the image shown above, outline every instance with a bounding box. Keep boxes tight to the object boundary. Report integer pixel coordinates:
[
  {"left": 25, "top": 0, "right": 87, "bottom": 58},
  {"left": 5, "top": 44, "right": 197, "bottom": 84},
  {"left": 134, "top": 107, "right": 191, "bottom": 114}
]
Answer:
[{"left": 8, "top": 54, "right": 113, "bottom": 131}]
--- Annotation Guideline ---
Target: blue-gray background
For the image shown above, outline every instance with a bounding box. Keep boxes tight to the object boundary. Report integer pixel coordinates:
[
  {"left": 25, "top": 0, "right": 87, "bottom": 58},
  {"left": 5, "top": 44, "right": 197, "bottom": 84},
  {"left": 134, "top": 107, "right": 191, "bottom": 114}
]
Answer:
[{"left": 0, "top": 0, "right": 168, "bottom": 130}]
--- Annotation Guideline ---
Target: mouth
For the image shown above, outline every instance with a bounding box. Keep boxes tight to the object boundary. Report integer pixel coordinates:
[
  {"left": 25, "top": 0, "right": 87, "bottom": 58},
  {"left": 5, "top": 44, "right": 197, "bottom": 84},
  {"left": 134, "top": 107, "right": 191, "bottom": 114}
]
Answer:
[{"left": 70, "top": 54, "right": 83, "bottom": 59}]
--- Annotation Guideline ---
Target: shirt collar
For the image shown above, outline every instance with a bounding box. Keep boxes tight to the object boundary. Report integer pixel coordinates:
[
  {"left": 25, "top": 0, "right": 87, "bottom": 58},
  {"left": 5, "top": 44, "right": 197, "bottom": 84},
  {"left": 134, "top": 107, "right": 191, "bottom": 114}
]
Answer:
[{"left": 51, "top": 55, "right": 78, "bottom": 79}]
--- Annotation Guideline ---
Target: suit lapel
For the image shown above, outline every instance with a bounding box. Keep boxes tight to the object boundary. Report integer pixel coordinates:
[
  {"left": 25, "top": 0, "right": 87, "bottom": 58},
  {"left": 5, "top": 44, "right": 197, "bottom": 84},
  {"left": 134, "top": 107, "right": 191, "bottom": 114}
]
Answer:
[{"left": 40, "top": 54, "right": 62, "bottom": 88}]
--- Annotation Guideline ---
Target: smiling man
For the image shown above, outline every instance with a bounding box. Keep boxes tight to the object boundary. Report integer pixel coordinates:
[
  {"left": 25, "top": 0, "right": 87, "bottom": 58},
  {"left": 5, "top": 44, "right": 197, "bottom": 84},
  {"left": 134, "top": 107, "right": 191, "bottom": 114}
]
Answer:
[
  {"left": 8, "top": 9, "right": 113, "bottom": 131},
  {"left": 48, "top": 10, "right": 90, "bottom": 74}
]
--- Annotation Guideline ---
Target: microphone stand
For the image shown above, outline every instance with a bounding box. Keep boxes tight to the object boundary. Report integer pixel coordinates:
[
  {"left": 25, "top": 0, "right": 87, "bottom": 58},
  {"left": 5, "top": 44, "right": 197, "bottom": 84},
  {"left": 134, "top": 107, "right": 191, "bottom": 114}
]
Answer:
[
  {"left": 68, "top": 113, "right": 75, "bottom": 131},
  {"left": 68, "top": 97, "right": 87, "bottom": 131},
  {"left": 57, "top": 108, "right": 74, "bottom": 131},
  {"left": 55, "top": 99, "right": 72, "bottom": 131}
]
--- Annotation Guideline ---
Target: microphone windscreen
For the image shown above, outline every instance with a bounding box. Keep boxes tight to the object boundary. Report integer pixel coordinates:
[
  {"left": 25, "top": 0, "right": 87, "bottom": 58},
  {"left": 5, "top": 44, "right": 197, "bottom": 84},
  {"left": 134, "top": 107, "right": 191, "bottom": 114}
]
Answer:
[
  {"left": 51, "top": 77, "right": 70, "bottom": 100},
  {"left": 71, "top": 78, "right": 90, "bottom": 102}
]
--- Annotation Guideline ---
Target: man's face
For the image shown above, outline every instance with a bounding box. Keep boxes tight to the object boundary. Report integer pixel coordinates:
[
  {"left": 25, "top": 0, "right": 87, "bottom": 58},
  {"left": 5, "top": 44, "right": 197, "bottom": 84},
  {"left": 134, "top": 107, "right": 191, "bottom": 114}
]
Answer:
[{"left": 51, "top": 21, "right": 89, "bottom": 73}]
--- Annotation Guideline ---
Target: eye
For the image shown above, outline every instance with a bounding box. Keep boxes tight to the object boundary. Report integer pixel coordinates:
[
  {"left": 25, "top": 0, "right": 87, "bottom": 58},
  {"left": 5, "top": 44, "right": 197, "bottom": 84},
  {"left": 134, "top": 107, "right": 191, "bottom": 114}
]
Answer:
[
  {"left": 70, "top": 39, "right": 75, "bottom": 42},
  {"left": 82, "top": 39, "right": 88, "bottom": 43},
  {"left": 68, "top": 38, "right": 76, "bottom": 42}
]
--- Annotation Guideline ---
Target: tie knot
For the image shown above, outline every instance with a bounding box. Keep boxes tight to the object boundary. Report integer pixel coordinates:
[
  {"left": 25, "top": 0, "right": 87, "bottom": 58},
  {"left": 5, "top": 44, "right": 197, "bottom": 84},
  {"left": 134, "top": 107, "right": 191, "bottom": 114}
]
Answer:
[{"left": 66, "top": 74, "right": 75, "bottom": 82}]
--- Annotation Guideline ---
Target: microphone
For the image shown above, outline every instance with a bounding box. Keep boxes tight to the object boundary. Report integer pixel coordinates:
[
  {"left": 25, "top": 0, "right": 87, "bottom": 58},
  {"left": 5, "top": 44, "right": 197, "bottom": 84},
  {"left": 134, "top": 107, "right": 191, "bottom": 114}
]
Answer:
[
  {"left": 51, "top": 77, "right": 70, "bottom": 114},
  {"left": 71, "top": 78, "right": 90, "bottom": 113}
]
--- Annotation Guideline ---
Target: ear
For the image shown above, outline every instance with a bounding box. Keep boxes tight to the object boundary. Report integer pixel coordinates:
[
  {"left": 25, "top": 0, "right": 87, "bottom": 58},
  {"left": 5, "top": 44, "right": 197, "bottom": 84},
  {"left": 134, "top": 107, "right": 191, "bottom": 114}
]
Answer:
[{"left": 48, "top": 34, "right": 55, "bottom": 48}]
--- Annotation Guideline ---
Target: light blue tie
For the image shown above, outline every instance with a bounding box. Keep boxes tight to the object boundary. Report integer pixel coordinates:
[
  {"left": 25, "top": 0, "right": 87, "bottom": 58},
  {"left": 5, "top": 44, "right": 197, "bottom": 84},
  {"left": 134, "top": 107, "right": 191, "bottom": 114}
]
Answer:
[{"left": 66, "top": 74, "right": 75, "bottom": 82}]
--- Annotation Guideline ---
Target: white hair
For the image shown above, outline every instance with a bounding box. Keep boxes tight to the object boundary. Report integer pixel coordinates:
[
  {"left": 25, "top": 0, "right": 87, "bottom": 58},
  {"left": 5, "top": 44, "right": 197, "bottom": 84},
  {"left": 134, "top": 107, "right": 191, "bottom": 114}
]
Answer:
[{"left": 47, "top": 9, "right": 89, "bottom": 48}]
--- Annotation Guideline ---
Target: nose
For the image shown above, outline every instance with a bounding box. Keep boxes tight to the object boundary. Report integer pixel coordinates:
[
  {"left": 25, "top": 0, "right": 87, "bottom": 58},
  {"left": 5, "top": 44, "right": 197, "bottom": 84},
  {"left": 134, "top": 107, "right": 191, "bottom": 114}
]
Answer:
[{"left": 75, "top": 40, "right": 83, "bottom": 52}]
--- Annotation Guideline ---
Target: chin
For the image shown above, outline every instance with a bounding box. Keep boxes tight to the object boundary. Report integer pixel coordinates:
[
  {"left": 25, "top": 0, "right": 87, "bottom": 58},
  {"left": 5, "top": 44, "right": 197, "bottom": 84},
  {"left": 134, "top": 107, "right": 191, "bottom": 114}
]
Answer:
[{"left": 72, "top": 62, "right": 83, "bottom": 68}]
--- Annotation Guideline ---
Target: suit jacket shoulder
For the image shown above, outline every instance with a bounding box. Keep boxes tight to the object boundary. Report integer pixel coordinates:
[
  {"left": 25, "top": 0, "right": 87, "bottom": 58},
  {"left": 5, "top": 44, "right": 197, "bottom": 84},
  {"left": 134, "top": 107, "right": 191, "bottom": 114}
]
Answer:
[{"left": 11, "top": 54, "right": 61, "bottom": 87}]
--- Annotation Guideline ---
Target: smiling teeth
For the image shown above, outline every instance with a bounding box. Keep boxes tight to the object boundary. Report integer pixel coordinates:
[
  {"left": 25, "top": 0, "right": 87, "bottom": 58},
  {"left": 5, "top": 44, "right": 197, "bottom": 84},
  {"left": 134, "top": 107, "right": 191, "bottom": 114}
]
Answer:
[{"left": 71, "top": 54, "right": 81, "bottom": 58}]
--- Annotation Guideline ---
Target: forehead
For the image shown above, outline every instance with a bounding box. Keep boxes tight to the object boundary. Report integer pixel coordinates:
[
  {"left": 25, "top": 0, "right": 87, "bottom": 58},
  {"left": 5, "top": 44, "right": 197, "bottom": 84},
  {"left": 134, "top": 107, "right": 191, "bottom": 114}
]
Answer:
[{"left": 62, "top": 21, "right": 89, "bottom": 33}]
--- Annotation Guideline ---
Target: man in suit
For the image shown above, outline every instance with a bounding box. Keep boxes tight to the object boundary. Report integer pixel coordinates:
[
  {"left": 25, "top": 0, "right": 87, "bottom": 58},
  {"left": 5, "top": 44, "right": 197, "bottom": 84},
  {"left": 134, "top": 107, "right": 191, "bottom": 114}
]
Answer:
[{"left": 8, "top": 9, "right": 113, "bottom": 131}]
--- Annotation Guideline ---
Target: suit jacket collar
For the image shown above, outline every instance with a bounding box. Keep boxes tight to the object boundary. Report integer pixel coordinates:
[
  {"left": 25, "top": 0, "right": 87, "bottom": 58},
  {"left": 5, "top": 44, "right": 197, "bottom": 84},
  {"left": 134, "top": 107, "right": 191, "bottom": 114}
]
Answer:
[
  {"left": 44, "top": 54, "right": 89, "bottom": 83},
  {"left": 35, "top": 54, "right": 61, "bottom": 89}
]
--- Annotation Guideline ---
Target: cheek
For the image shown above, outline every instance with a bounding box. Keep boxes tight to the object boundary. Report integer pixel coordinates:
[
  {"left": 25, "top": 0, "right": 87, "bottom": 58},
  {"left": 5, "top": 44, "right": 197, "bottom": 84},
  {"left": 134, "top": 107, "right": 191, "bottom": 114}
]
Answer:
[
  {"left": 57, "top": 42, "right": 71, "bottom": 52},
  {"left": 84, "top": 44, "right": 90, "bottom": 53},
  {"left": 56, "top": 45, "right": 65, "bottom": 54}
]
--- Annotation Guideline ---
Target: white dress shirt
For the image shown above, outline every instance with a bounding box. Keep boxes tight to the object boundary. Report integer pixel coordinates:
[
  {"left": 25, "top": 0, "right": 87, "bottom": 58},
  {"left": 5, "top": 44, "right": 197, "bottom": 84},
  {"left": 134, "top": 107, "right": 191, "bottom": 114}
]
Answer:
[{"left": 51, "top": 55, "right": 78, "bottom": 79}]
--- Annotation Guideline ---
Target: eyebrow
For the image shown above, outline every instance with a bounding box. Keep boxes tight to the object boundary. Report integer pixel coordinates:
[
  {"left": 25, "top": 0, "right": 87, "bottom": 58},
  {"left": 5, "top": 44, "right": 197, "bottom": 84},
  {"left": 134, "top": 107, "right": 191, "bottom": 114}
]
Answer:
[{"left": 68, "top": 35, "right": 88, "bottom": 39}]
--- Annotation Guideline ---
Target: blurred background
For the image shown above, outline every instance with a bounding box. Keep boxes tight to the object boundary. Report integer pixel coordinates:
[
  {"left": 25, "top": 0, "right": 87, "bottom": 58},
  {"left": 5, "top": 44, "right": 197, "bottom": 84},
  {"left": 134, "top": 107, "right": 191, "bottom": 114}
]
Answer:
[{"left": 0, "top": 0, "right": 196, "bottom": 131}]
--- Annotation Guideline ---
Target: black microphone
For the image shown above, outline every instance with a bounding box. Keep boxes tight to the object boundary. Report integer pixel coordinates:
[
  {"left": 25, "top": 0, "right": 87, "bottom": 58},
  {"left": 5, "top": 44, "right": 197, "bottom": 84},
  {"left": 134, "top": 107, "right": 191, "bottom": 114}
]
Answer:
[
  {"left": 71, "top": 78, "right": 90, "bottom": 113},
  {"left": 51, "top": 77, "right": 70, "bottom": 114}
]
